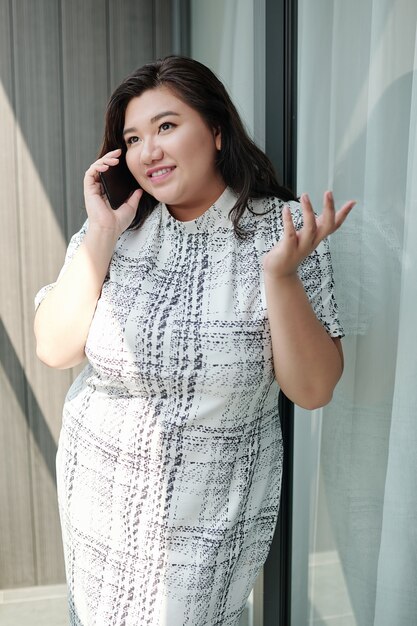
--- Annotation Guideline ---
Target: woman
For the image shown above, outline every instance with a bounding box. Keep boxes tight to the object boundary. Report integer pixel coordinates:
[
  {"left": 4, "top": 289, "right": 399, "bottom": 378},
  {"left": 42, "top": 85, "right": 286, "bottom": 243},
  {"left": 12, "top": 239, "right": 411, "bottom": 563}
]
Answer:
[{"left": 34, "top": 56, "right": 354, "bottom": 626}]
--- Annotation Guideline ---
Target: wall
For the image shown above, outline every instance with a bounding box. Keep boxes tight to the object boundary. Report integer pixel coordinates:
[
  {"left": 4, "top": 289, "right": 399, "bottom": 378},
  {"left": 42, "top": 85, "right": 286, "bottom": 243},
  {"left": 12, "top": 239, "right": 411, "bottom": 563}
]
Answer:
[{"left": 0, "top": 0, "right": 172, "bottom": 589}]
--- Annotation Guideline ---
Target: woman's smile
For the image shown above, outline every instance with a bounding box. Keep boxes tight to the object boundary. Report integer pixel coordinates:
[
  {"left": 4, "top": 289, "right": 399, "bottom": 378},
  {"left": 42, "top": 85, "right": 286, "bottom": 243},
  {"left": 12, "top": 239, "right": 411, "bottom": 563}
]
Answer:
[{"left": 146, "top": 164, "right": 177, "bottom": 183}]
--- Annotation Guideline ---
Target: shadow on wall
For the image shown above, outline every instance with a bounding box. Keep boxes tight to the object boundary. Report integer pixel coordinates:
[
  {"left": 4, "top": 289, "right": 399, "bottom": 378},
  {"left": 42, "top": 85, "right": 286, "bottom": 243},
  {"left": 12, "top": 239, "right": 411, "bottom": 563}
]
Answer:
[{"left": 1, "top": 317, "right": 57, "bottom": 485}]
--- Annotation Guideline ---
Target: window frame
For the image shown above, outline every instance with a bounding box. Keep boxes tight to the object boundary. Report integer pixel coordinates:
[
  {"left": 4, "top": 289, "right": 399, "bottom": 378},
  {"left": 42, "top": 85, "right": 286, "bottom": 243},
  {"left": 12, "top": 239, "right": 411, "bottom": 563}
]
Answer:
[{"left": 263, "top": 0, "right": 298, "bottom": 625}]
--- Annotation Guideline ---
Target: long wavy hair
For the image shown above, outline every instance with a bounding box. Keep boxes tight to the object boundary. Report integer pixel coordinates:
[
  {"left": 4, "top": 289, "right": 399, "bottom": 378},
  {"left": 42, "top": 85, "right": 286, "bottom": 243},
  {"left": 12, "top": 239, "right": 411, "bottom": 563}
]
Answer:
[{"left": 99, "top": 55, "right": 296, "bottom": 237}]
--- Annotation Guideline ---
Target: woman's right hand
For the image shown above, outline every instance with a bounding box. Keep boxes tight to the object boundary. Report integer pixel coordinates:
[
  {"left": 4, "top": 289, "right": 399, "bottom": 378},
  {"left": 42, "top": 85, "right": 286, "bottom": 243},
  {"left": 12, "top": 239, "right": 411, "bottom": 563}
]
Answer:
[
  {"left": 35, "top": 149, "right": 143, "bottom": 369},
  {"left": 83, "top": 148, "right": 143, "bottom": 236}
]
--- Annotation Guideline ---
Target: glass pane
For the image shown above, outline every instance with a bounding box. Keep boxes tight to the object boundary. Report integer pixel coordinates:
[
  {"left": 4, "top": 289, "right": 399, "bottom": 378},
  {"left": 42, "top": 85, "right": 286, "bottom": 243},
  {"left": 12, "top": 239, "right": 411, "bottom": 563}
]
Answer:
[
  {"left": 190, "top": 2, "right": 264, "bottom": 624},
  {"left": 190, "top": 0, "right": 263, "bottom": 145},
  {"left": 292, "top": 408, "right": 357, "bottom": 626}
]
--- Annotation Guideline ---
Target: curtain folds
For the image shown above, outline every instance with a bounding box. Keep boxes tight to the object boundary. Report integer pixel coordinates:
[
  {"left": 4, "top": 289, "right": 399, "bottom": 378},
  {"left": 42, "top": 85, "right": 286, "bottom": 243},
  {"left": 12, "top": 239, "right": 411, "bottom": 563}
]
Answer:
[
  {"left": 294, "top": 1, "right": 417, "bottom": 624},
  {"left": 373, "top": 29, "right": 417, "bottom": 625}
]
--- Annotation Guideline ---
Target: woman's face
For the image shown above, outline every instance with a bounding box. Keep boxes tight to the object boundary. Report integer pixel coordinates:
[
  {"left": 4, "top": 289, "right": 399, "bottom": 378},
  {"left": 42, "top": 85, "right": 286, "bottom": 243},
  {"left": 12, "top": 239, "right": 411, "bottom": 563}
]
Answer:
[{"left": 123, "top": 86, "right": 225, "bottom": 221}]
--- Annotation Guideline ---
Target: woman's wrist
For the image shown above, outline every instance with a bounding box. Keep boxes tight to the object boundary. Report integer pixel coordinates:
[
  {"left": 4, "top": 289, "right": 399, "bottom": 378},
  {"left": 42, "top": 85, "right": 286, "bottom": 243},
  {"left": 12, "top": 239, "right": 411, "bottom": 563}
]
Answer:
[
  {"left": 85, "top": 223, "right": 121, "bottom": 246},
  {"left": 263, "top": 268, "right": 300, "bottom": 287}
]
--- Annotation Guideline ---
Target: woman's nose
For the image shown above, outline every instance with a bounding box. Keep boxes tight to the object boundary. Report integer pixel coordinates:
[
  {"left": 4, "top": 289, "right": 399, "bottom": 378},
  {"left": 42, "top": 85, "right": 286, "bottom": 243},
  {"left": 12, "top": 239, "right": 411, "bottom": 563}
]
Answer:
[{"left": 140, "top": 138, "right": 163, "bottom": 164}]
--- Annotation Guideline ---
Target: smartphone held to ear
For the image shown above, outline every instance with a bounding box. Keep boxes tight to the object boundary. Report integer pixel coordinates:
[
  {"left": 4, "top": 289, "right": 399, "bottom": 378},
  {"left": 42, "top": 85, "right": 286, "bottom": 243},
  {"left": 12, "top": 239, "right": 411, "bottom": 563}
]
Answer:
[{"left": 99, "top": 157, "right": 139, "bottom": 210}]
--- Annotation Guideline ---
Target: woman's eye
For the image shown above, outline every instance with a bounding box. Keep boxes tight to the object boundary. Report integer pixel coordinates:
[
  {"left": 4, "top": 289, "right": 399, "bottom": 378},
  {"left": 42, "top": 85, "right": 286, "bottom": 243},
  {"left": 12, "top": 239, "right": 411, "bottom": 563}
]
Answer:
[
  {"left": 126, "top": 136, "right": 140, "bottom": 146},
  {"left": 159, "top": 122, "right": 175, "bottom": 133}
]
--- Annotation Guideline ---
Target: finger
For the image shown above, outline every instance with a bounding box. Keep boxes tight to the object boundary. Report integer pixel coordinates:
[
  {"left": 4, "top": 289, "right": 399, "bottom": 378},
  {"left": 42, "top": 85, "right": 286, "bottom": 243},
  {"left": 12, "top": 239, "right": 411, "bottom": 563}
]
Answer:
[
  {"left": 84, "top": 164, "right": 110, "bottom": 187},
  {"left": 333, "top": 200, "right": 356, "bottom": 229},
  {"left": 103, "top": 148, "right": 122, "bottom": 157},
  {"left": 114, "top": 189, "right": 143, "bottom": 222},
  {"left": 317, "top": 198, "right": 355, "bottom": 236},
  {"left": 125, "top": 188, "right": 143, "bottom": 209},
  {"left": 319, "top": 190, "right": 337, "bottom": 231},
  {"left": 282, "top": 204, "right": 297, "bottom": 239},
  {"left": 92, "top": 163, "right": 111, "bottom": 172},
  {"left": 300, "top": 193, "right": 317, "bottom": 237},
  {"left": 91, "top": 157, "right": 120, "bottom": 171},
  {"left": 324, "top": 190, "right": 335, "bottom": 208},
  {"left": 85, "top": 159, "right": 120, "bottom": 185},
  {"left": 101, "top": 156, "right": 120, "bottom": 165},
  {"left": 86, "top": 150, "right": 122, "bottom": 174}
]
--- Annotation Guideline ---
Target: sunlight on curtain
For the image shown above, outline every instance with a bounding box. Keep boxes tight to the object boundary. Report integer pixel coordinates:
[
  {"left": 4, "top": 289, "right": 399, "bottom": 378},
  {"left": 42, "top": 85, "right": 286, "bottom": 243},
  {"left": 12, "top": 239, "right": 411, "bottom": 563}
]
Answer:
[{"left": 293, "top": 1, "right": 417, "bottom": 625}]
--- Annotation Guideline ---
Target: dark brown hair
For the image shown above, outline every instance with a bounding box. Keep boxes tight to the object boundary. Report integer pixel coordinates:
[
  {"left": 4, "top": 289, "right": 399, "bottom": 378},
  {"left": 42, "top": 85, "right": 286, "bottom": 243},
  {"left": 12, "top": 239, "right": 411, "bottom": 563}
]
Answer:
[{"left": 100, "top": 55, "right": 296, "bottom": 237}]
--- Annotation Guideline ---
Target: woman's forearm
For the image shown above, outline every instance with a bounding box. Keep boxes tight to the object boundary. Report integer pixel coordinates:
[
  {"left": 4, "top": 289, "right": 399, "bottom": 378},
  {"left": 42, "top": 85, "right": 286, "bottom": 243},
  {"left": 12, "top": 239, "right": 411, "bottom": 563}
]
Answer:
[
  {"left": 34, "top": 225, "right": 119, "bottom": 369},
  {"left": 264, "top": 272, "right": 343, "bottom": 409}
]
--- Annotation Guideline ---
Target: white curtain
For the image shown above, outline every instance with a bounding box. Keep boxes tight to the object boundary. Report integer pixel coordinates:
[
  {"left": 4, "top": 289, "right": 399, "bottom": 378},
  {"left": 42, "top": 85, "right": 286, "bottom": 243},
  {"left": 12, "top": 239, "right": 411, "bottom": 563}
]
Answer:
[{"left": 293, "top": 1, "right": 417, "bottom": 625}]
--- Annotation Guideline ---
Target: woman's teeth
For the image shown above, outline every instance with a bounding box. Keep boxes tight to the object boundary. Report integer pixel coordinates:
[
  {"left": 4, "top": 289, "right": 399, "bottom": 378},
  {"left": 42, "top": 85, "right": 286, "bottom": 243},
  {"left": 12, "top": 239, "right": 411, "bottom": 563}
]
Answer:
[{"left": 151, "top": 168, "right": 172, "bottom": 177}]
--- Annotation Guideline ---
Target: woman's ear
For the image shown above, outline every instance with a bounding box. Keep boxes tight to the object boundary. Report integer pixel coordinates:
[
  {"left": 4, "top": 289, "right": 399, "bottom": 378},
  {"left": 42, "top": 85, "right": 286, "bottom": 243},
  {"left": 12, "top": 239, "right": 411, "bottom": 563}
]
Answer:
[{"left": 214, "top": 127, "right": 221, "bottom": 150}]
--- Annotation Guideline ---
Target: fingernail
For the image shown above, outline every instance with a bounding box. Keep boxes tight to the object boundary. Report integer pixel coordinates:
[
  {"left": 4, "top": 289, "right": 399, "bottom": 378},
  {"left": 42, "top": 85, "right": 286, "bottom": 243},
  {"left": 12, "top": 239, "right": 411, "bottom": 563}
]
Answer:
[
  {"left": 328, "top": 191, "right": 333, "bottom": 200},
  {"left": 302, "top": 193, "right": 310, "bottom": 203}
]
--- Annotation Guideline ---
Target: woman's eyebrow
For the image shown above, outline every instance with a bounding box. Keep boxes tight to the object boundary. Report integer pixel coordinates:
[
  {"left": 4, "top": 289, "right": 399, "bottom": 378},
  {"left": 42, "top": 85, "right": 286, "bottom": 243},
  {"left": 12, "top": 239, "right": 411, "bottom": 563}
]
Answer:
[
  {"left": 123, "top": 111, "right": 180, "bottom": 137},
  {"left": 150, "top": 110, "right": 180, "bottom": 124}
]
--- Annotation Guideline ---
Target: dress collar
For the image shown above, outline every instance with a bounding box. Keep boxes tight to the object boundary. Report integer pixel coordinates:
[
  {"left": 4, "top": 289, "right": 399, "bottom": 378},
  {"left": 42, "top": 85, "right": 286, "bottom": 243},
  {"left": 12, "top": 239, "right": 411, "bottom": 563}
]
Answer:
[{"left": 160, "top": 187, "right": 238, "bottom": 234}]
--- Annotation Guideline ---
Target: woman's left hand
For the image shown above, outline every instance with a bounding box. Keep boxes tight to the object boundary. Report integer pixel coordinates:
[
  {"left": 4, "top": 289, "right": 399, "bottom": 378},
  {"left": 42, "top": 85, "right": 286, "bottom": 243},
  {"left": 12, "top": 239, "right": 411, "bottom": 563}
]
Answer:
[{"left": 263, "top": 191, "right": 355, "bottom": 279}]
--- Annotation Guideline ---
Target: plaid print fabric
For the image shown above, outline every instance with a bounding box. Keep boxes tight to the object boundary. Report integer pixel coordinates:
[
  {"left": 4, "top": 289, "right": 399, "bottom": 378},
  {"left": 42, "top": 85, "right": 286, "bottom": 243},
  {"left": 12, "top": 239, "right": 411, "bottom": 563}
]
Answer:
[{"left": 37, "top": 188, "right": 343, "bottom": 625}]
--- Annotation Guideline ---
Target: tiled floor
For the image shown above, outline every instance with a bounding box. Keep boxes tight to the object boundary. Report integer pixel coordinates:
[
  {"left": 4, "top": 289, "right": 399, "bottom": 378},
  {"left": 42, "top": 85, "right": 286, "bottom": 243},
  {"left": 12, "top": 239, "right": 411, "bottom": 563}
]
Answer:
[
  {"left": 0, "top": 556, "right": 354, "bottom": 626},
  {"left": 0, "top": 585, "right": 69, "bottom": 626},
  {"left": 0, "top": 585, "right": 253, "bottom": 626},
  {"left": 309, "top": 551, "right": 356, "bottom": 626}
]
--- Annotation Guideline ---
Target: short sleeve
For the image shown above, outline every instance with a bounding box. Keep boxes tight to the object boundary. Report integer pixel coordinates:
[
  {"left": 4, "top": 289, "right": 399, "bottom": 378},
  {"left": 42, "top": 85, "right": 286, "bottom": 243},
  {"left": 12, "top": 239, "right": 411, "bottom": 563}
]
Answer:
[
  {"left": 288, "top": 201, "right": 344, "bottom": 338},
  {"left": 297, "top": 237, "right": 344, "bottom": 337},
  {"left": 34, "top": 220, "right": 88, "bottom": 311}
]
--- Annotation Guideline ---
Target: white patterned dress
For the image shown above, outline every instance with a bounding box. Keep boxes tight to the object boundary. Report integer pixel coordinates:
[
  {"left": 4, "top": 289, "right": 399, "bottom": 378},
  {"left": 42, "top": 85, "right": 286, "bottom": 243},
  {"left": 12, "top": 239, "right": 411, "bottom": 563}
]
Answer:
[{"left": 36, "top": 188, "right": 343, "bottom": 626}]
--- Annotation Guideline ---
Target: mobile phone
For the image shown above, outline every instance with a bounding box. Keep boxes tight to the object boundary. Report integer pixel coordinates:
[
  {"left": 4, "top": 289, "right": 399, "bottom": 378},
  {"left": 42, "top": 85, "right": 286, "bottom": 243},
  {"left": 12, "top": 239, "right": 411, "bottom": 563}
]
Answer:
[{"left": 99, "top": 154, "right": 139, "bottom": 209}]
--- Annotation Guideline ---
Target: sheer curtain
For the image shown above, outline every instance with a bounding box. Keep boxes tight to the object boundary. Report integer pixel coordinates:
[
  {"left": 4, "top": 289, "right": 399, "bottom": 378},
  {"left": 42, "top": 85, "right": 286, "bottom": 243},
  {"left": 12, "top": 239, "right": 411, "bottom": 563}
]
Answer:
[{"left": 293, "top": 1, "right": 417, "bottom": 625}]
